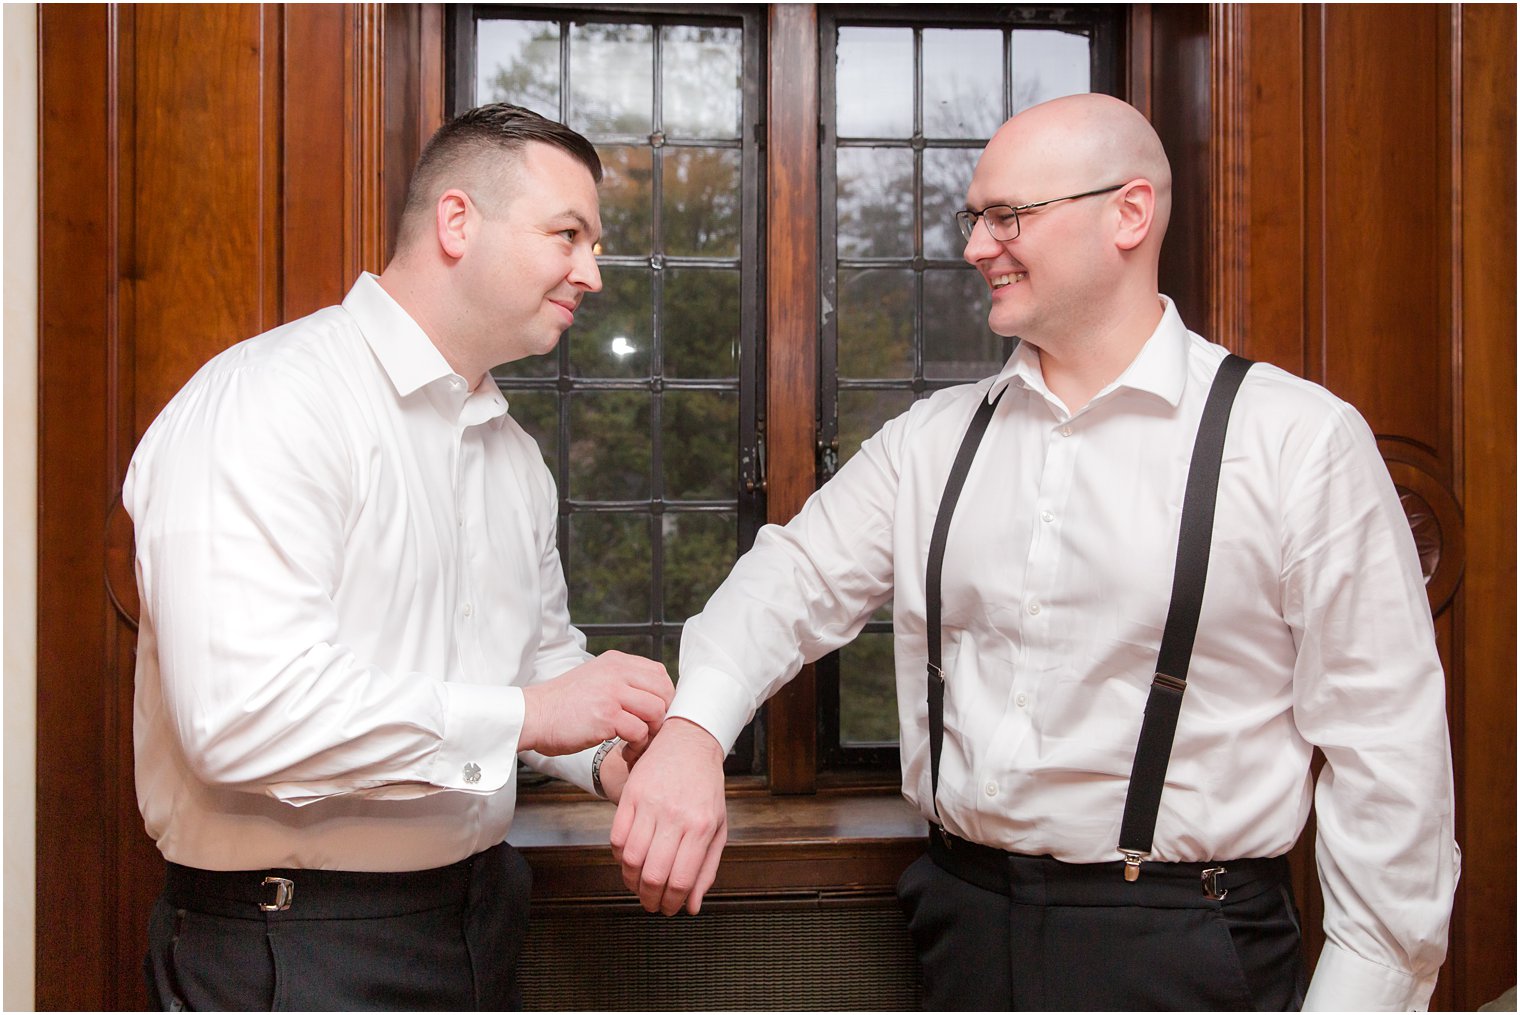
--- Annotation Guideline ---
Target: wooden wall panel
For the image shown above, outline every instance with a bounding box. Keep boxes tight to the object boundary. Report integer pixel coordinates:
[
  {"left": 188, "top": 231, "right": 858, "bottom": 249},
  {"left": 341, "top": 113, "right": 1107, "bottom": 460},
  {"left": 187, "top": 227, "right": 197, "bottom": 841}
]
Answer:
[
  {"left": 1453, "top": 6, "right": 1517, "bottom": 1007},
  {"left": 36, "top": 6, "right": 115, "bottom": 1007},
  {"left": 763, "top": 3, "right": 819, "bottom": 794},
  {"left": 1214, "top": 4, "right": 1515, "bottom": 1009},
  {"left": 38, "top": 4, "right": 400, "bottom": 1008},
  {"left": 1318, "top": 5, "right": 1451, "bottom": 457}
]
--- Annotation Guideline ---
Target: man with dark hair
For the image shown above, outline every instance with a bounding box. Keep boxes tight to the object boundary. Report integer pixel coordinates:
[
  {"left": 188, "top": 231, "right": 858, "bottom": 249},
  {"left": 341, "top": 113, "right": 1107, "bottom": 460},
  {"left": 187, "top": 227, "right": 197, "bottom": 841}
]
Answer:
[
  {"left": 613, "top": 93, "right": 1458, "bottom": 1010},
  {"left": 128, "top": 103, "right": 667, "bottom": 1010}
]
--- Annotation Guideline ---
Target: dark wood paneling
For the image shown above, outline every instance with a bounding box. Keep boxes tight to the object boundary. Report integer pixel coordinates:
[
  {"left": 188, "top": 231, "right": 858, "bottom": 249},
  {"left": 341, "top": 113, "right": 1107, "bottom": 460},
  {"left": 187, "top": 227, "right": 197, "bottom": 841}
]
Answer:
[
  {"left": 284, "top": 4, "right": 350, "bottom": 320},
  {"left": 1319, "top": 4, "right": 1450, "bottom": 457},
  {"left": 763, "top": 3, "right": 819, "bottom": 795},
  {"left": 37, "top": 5, "right": 114, "bottom": 1007},
  {"left": 1148, "top": 4, "right": 1211, "bottom": 332},
  {"left": 37, "top": 4, "right": 408, "bottom": 1007},
  {"left": 1213, "top": 4, "right": 1515, "bottom": 1009},
  {"left": 1454, "top": 5, "right": 1517, "bottom": 1007}
]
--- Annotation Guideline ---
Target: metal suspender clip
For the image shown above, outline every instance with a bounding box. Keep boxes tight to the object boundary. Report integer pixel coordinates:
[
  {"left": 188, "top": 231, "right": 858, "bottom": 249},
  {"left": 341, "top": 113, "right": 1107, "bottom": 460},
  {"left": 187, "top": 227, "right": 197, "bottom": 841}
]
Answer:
[
  {"left": 1121, "top": 850, "right": 1147, "bottom": 882},
  {"left": 1152, "top": 671, "right": 1186, "bottom": 694}
]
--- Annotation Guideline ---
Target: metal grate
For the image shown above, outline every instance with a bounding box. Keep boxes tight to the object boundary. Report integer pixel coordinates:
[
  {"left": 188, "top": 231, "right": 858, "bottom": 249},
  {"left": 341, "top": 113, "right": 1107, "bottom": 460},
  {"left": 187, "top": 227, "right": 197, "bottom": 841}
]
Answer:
[{"left": 519, "top": 898, "right": 922, "bottom": 1010}]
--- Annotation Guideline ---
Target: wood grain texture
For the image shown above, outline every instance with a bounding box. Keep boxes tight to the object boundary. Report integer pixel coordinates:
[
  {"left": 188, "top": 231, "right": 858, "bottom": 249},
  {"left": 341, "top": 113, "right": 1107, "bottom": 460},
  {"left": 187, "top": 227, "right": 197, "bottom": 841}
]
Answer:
[
  {"left": 1217, "top": 5, "right": 1515, "bottom": 1008},
  {"left": 37, "top": 5, "right": 114, "bottom": 1007},
  {"left": 764, "top": 3, "right": 820, "bottom": 794},
  {"left": 1453, "top": 5, "right": 1516, "bottom": 1007}
]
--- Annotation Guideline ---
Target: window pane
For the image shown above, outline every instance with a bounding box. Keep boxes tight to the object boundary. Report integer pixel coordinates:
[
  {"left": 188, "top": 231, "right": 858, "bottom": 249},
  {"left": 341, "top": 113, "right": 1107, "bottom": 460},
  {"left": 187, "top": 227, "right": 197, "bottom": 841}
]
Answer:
[
  {"left": 663, "top": 511, "right": 737, "bottom": 621},
  {"left": 598, "top": 146, "right": 653, "bottom": 256},
  {"left": 570, "top": 22, "right": 653, "bottom": 134},
  {"left": 1010, "top": 29, "right": 1091, "bottom": 112},
  {"left": 504, "top": 390, "right": 559, "bottom": 470},
  {"left": 923, "top": 147, "right": 983, "bottom": 260},
  {"left": 569, "top": 513, "right": 652, "bottom": 622},
  {"left": 923, "top": 269, "right": 1005, "bottom": 379},
  {"left": 837, "top": 389, "right": 915, "bottom": 465},
  {"left": 570, "top": 266, "right": 651, "bottom": 379},
  {"left": 493, "top": 348, "right": 557, "bottom": 380},
  {"left": 569, "top": 392, "right": 651, "bottom": 500},
  {"left": 586, "top": 633, "right": 655, "bottom": 658},
  {"left": 839, "top": 632, "right": 897, "bottom": 745},
  {"left": 662, "top": 391, "right": 738, "bottom": 500},
  {"left": 476, "top": 20, "right": 560, "bottom": 114},
  {"left": 664, "top": 148, "right": 741, "bottom": 258},
  {"left": 837, "top": 147, "right": 915, "bottom": 258},
  {"left": 923, "top": 29, "right": 1004, "bottom": 139},
  {"left": 664, "top": 268, "right": 739, "bottom": 379},
  {"left": 836, "top": 27, "right": 912, "bottom": 137},
  {"left": 662, "top": 25, "right": 743, "bottom": 138},
  {"left": 838, "top": 268, "right": 914, "bottom": 379}
]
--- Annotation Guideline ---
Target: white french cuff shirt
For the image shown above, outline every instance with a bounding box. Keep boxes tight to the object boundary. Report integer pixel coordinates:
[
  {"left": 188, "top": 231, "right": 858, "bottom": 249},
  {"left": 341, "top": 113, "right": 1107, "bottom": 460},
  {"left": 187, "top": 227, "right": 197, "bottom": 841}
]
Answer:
[
  {"left": 670, "top": 297, "right": 1458, "bottom": 1010},
  {"left": 127, "top": 273, "right": 596, "bottom": 873}
]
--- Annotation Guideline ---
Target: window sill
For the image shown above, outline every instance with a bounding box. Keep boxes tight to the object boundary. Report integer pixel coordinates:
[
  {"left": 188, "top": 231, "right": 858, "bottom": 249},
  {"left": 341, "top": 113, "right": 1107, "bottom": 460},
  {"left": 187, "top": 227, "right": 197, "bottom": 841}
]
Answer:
[{"left": 512, "top": 785, "right": 927, "bottom": 902}]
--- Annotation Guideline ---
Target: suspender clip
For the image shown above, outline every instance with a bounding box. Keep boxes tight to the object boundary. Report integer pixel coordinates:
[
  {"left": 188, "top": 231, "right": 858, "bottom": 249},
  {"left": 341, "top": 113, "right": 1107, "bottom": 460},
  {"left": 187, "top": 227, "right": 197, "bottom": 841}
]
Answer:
[{"left": 1121, "top": 850, "right": 1146, "bottom": 882}]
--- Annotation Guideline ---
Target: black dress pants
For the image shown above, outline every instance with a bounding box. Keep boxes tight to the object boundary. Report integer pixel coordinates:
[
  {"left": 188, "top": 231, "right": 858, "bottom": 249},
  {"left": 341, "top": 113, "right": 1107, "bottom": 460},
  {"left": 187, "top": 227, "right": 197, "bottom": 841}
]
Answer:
[
  {"left": 896, "top": 835, "right": 1308, "bottom": 1011},
  {"left": 144, "top": 842, "right": 532, "bottom": 1011}
]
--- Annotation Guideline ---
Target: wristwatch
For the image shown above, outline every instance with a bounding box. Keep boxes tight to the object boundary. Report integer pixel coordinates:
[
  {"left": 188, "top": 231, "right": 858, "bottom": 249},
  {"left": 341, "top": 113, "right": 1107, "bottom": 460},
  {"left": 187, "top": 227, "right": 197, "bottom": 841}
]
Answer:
[{"left": 591, "top": 737, "right": 620, "bottom": 799}]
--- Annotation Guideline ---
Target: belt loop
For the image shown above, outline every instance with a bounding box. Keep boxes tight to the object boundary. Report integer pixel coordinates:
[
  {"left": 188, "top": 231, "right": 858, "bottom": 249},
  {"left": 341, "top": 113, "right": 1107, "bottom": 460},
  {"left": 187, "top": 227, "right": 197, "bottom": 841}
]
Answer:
[{"left": 260, "top": 876, "right": 294, "bottom": 912}]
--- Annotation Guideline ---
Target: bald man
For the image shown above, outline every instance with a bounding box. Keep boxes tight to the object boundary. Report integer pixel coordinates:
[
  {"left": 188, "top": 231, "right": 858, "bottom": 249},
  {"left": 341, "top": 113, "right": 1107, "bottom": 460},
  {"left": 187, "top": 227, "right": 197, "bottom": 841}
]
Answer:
[
  {"left": 129, "top": 104, "right": 673, "bottom": 1009},
  {"left": 611, "top": 94, "right": 1457, "bottom": 1010}
]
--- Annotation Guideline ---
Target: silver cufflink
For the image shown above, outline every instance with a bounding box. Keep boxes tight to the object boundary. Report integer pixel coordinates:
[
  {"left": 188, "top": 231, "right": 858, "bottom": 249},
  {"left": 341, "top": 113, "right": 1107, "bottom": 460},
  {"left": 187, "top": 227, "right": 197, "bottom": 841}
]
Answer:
[{"left": 463, "top": 762, "right": 482, "bottom": 784}]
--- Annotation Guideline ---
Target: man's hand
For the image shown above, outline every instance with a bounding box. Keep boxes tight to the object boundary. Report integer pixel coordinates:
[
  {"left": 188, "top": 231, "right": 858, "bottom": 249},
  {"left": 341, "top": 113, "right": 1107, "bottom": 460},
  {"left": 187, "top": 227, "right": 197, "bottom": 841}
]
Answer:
[
  {"left": 519, "top": 651, "right": 673, "bottom": 757},
  {"left": 610, "top": 718, "right": 728, "bottom": 916}
]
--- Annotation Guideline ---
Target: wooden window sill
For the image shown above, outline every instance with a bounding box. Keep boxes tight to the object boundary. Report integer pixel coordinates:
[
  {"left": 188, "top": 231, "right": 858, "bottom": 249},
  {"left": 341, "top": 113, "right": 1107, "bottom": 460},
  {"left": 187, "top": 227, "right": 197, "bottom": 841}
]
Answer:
[{"left": 512, "top": 786, "right": 928, "bottom": 902}]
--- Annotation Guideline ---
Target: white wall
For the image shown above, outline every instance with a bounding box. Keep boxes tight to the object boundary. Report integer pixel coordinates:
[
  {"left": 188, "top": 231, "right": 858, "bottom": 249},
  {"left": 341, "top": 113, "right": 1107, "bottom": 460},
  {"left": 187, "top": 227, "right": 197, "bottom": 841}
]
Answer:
[{"left": 3, "top": 4, "right": 39, "bottom": 1010}]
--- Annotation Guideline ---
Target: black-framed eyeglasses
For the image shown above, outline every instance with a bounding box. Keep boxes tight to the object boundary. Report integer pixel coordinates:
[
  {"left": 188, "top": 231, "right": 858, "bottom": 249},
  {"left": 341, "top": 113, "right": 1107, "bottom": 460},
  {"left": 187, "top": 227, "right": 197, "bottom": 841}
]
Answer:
[{"left": 955, "top": 183, "right": 1128, "bottom": 242}]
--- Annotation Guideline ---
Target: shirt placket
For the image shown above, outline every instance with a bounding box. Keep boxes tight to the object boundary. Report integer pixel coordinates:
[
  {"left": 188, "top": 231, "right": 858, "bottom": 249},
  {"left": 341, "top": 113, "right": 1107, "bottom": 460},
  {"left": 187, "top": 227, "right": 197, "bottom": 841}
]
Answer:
[{"left": 982, "top": 411, "right": 1083, "bottom": 819}]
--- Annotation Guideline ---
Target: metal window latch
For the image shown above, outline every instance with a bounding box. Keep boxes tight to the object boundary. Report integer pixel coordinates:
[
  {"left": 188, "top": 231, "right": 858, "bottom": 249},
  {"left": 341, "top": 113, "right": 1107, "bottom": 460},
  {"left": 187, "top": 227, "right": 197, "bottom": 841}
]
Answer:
[
  {"left": 1121, "top": 850, "right": 1146, "bottom": 882},
  {"left": 1201, "top": 866, "right": 1228, "bottom": 901},
  {"left": 260, "top": 876, "right": 294, "bottom": 912}
]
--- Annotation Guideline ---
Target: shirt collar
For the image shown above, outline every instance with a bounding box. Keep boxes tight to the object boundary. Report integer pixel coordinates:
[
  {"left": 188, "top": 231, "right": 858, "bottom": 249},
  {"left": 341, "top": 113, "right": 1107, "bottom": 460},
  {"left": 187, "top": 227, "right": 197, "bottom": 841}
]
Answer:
[
  {"left": 987, "top": 295, "right": 1191, "bottom": 410},
  {"left": 342, "top": 273, "right": 456, "bottom": 399},
  {"left": 341, "top": 274, "right": 510, "bottom": 428}
]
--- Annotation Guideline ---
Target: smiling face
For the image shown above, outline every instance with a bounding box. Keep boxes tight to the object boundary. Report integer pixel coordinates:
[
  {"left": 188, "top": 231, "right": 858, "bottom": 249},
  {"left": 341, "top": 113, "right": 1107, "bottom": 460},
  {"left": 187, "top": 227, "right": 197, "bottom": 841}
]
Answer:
[
  {"left": 457, "top": 141, "right": 604, "bottom": 367},
  {"left": 961, "top": 95, "right": 1172, "bottom": 354},
  {"left": 962, "top": 119, "right": 1115, "bottom": 345}
]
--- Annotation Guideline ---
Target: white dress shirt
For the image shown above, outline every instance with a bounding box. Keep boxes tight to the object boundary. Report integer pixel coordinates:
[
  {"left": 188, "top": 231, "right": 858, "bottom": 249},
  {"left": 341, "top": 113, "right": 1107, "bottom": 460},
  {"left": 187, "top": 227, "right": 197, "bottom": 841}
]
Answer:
[
  {"left": 672, "top": 297, "right": 1458, "bottom": 1010},
  {"left": 127, "top": 273, "right": 596, "bottom": 873}
]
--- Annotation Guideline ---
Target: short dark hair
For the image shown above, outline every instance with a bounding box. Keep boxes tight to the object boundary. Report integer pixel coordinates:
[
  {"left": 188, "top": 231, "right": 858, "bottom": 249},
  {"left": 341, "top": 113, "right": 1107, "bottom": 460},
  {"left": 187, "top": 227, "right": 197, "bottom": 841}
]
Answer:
[{"left": 395, "top": 103, "right": 602, "bottom": 254}]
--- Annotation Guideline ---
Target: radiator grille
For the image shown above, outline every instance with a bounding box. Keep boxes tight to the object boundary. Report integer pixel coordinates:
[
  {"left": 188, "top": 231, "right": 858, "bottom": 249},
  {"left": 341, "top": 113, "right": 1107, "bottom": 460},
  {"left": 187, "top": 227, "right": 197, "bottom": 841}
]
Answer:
[{"left": 519, "top": 897, "right": 923, "bottom": 1010}]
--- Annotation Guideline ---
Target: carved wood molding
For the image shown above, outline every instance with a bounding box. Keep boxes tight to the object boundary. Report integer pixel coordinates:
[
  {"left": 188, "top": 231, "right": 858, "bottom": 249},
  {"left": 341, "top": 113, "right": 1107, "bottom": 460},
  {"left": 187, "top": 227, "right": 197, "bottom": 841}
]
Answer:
[{"left": 1208, "top": 4, "right": 1249, "bottom": 352}]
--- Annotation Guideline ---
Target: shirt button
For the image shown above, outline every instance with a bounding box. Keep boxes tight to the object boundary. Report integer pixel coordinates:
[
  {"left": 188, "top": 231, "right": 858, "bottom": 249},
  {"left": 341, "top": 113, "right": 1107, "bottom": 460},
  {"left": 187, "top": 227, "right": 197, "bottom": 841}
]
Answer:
[
  {"left": 462, "top": 602, "right": 474, "bottom": 617},
  {"left": 1016, "top": 693, "right": 1028, "bottom": 708},
  {"left": 1040, "top": 510, "right": 1054, "bottom": 523},
  {"left": 1060, "top": 425, "right": 1074, "bottom": 437},
  {"left": 984, "top": 781, "right": 998, "bottom": 797},
  {"left": 1027, "top": 601, "right": 1041, "bottom": 615}
]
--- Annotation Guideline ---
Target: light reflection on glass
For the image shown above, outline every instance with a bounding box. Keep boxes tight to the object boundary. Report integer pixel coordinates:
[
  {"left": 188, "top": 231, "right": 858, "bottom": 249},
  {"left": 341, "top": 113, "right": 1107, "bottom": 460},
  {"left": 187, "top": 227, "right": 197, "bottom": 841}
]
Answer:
[
  {"left": 923, "top": 29, "right": 1003, "bottom": 138},
  {"left": 662, "top": 25, "right": 743, "bottom": 137},
  {"left": 476, "top": 20, "right": 559, "bottom": 114},
  {"left": 1010, "top": 29, "right": 1092, "bottom": 112},
  {"left": 570, "top": 22, "right": 653, "bottom": 133},
  {"left": 836, "top": 27, "right": 913, "bottom": 137}
]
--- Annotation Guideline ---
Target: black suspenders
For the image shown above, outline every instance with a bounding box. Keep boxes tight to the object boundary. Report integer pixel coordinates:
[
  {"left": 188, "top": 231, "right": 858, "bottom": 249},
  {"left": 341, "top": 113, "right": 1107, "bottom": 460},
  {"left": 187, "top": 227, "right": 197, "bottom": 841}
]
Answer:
[{"left": 924, "top": 354, "right": 1254, "bottom": 877}]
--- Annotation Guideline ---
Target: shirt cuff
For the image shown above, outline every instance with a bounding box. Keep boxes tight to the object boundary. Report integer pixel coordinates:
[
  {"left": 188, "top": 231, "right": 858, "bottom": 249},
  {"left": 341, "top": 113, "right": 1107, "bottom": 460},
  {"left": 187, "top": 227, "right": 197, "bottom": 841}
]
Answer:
[
  {"left": 1303, "top": 939, "right": 1436, "bottom": 1011},
  {"left": 427, "top": 683, "right": 525, "bottom": 795},
  {"left": 668, "top": 665, "right": 757, "bottom": 755},
  {"left": 518, "top": 742, "right": 599, "bottom": 797}
]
